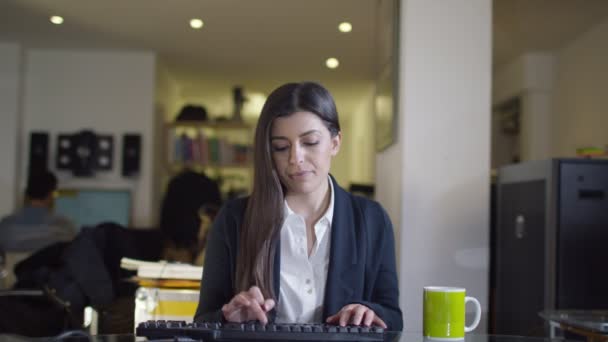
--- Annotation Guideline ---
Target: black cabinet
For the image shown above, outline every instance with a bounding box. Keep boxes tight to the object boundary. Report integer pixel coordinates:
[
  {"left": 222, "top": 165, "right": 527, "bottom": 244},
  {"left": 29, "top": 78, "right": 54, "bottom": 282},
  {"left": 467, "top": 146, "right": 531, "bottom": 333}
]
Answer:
[{"left": 492, "top": 159, "right": 608, "bottom": 336}]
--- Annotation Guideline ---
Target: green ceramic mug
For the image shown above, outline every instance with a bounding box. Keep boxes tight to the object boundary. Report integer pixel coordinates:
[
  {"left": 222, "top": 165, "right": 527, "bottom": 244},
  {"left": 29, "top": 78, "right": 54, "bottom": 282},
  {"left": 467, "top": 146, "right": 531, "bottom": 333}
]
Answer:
[{"left": 423, "top": 286, "right": 481, "bottom": 340}]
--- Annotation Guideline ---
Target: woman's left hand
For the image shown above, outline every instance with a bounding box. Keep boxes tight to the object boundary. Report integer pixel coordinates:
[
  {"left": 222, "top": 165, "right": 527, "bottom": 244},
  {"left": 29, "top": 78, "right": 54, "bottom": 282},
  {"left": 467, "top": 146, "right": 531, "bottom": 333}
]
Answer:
[{"left": 326, "top": 304, "right": 387, "bottom": 328}]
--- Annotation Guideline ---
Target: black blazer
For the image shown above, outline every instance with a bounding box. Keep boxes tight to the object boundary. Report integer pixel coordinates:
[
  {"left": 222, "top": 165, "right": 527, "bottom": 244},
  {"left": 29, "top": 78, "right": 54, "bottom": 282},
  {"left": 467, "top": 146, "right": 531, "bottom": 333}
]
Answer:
[{"left": 194, "top": 177, "right": 403, "bottom": 331}]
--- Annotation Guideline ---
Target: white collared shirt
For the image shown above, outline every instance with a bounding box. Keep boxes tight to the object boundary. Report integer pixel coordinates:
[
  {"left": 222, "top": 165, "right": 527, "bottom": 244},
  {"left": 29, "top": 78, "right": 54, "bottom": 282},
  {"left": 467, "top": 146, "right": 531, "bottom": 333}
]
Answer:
[{"left": 275, "top": 177, "right": 334, "bottom": 324}]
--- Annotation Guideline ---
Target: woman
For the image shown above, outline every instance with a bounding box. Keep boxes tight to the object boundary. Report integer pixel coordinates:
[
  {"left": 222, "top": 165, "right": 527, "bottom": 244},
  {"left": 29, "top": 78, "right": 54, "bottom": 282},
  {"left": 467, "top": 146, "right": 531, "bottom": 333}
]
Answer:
[{"left": 194, "top": 82, "right": 403, "bottom": 330}]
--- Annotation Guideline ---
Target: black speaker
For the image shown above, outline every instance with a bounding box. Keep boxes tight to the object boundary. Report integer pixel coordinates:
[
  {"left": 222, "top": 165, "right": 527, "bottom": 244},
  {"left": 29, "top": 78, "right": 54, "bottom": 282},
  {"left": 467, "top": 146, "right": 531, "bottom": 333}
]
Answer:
[
  {"left": 28, "top": 132, "right": 49, "bottom": 176},
  {"left": 122, "top": 134, "right": 141, "bottom": 177}
]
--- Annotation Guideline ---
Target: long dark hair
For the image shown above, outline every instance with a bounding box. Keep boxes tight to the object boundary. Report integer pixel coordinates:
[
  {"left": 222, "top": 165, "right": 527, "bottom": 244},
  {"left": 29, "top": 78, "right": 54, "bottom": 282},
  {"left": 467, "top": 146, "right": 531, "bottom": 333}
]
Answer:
[
  {"left": 235, "top": 82, "right": 341, "bottom": 299},
  {"left": 160, "top": 170, "right": 221, "bottom": 250}
]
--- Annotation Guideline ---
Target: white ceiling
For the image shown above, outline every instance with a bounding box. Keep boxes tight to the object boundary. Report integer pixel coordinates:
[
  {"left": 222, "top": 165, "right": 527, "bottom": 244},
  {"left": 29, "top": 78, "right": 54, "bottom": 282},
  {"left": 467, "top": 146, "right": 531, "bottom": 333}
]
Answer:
[
  {"left": 1, "top": 0, "right": 607, "bottom": 114},
  {"left": 493, "top": 0, "right": 608, "bottom": 69},
  {"left": 0, "top": 0, "right": 384, "bottom": 116}
]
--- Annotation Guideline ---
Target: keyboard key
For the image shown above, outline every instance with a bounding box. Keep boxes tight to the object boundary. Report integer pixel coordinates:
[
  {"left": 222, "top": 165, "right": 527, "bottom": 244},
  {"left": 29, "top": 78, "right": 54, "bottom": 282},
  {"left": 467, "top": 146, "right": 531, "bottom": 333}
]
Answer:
[
  {"left": 372, "top": 327, "right": 384, "bottom": 333},
  {"left": 224, "top": 323, "right": 243, "bottom": 330},
  {"left": 255, "top": 324, "right": 266, "bottom": 331},
  {"left": 167, "top": 321, "right": 184, "bottom": 328}
]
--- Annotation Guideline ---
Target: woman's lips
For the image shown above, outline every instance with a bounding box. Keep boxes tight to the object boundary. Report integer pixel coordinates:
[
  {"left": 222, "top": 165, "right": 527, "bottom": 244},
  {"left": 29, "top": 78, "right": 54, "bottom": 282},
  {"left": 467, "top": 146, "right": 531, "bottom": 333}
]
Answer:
[{"left": 290, "top": 170, "right": 312, "bottom": 179}]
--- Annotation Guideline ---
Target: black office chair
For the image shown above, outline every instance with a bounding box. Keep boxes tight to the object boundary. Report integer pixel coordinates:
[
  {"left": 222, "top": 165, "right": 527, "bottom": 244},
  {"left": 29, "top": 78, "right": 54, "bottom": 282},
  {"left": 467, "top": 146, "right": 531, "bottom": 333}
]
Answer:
[
  {"left": 1, "top": 223, "right": 165, "bottom": 336},
  {"left": 0, "top": 244, "right": 83, "bottom": 336}
]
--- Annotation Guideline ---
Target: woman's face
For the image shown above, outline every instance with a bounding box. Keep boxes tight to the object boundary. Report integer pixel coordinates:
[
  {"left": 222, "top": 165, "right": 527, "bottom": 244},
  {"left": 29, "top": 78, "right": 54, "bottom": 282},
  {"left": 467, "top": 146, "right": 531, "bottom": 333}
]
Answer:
[{"left": 270, "top": 111, "right": 341, "bottom": 196}]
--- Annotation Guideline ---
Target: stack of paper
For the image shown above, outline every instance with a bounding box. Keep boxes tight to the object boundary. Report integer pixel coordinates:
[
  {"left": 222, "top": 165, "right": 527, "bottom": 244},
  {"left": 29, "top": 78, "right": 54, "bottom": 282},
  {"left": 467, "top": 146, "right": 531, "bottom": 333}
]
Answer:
[{"left": 120, "top": 257, "right": 203, "bottom": 280}]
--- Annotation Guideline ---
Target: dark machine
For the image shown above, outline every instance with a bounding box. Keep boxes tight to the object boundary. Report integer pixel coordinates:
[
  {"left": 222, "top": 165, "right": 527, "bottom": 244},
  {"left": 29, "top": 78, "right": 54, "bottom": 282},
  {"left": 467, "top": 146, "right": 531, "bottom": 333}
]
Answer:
[{"left": 492, "top": 158, "right": 608, "bottom": 336}]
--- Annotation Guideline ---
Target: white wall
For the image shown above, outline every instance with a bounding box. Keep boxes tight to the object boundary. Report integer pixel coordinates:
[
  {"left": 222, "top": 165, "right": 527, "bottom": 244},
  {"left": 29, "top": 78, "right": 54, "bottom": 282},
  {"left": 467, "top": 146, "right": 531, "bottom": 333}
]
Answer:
[
  {"left": 0, "top": 42, "right": 22, "bottom": 215},
  {"left": 21, "top": 48, "right": 157, "bottom": 227},
  {"left": 493, "top": 54, "right": 555, "bottom": 105},
  {"left": 520, "top": 89, "right": 553, "bottom": 160},
  {"left": 493, "top": 53, "right": 555, "bottom": 163},
  {"left": 552, "top": 16, "right": 608, "bottom": 156},
  {"left": 375, "top": 142, "right": 402, "bottom": 252},
  {"left": 154, "top": 62, "right": 181, "bottom": 222},
  {"left": 156, "top": 63, "right": 181, "bottom": 124},
  {"left": 376, "top": 0, "right": 492, "bottom": 331}
]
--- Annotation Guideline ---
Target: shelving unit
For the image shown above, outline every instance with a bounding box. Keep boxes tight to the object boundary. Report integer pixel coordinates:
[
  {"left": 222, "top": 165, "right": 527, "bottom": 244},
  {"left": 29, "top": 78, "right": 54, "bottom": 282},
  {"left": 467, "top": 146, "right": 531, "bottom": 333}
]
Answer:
[
  {"left": 164, "top": 120, "right": 254, "bottom": 198},
  {"left": 166, "top": 121, "right": 253, "bottom": 168}
]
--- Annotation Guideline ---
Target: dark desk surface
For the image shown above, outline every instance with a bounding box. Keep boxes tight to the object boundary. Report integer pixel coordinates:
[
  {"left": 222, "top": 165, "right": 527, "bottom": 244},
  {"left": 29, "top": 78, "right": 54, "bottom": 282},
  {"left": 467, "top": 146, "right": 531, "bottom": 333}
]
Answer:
[
  {"left": 539, "top": 310, "right": 608, "bottom": 342},
  {"left": 540, "top": 310, "right": 608, "bottom": 334},
  {"left": 0, "top": 333, "right": 570, "bottom": 342}
]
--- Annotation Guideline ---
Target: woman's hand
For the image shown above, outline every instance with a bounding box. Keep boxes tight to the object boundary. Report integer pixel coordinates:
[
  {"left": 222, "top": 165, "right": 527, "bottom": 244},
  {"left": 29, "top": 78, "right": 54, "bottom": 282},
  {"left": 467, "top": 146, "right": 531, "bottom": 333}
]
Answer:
[
  {"left": 221, "top": 286, "right": 275, "bottom": 324},
  {"left": 326, "top": 304, "right": 387, "bottom": 328}
]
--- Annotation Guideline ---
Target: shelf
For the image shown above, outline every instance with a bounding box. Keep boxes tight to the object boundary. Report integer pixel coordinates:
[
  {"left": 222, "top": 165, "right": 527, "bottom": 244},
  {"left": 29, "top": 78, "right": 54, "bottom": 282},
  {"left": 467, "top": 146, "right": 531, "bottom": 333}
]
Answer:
[
  {"left": 167, "top": 129, "right": 252, "bottom": 169},
  {"left": 167, "top": 121, "right": 251, "bottom": 129},
  {"left": 163, "top": 120, "right": 254, "bottom": 196},
  {"left": 168, "top": 162, "right": 251, "bottom": 171}
]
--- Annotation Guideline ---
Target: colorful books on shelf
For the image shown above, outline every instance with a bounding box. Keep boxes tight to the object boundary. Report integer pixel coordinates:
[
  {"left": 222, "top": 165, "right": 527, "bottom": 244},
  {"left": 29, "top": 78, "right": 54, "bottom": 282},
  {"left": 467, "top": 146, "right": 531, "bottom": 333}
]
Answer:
[
  {"left": 576, "top": 146, "right": 608, "bottom": 158},
  {"left": 168, "top": 130, "right": 251, "bottom": 167},
  {"left": 120, "top": 257, "right": 203, "bottom": 280}
]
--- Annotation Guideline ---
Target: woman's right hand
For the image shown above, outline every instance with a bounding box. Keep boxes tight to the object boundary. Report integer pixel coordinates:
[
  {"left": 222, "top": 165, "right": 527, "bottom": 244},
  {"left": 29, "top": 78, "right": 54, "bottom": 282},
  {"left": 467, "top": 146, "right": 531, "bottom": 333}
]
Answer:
[{"left": 221, "top": 286, "right": 276, "bottom": 324}]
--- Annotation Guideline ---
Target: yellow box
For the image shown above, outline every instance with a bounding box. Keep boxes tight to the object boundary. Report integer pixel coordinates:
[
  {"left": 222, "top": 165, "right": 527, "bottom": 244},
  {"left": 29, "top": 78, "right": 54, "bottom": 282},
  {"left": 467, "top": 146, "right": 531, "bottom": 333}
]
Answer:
[{"left": 134, "top": 287, "right": 200, "bottom": 329}]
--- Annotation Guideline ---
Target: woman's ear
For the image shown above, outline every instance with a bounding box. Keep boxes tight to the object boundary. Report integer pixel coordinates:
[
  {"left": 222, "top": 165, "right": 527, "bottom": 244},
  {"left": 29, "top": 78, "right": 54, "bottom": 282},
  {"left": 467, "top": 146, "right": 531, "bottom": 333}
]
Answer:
[{"left": 330, "top": 132, "right": 342, "bottom": 156}]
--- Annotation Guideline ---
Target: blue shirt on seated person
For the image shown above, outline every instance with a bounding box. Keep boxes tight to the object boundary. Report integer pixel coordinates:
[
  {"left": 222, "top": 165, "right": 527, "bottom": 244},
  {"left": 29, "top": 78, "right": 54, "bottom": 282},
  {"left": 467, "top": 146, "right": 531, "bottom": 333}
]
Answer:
[{"left": 0, "top": 170, "right": 76, "bottom": 252}]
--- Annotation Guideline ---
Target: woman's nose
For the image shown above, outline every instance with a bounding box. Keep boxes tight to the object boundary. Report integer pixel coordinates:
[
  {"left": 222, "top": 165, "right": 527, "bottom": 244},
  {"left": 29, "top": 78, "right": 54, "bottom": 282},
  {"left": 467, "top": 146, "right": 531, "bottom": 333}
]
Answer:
[{"left": 289, "top": 144, "right": 304, "bottom": 164}]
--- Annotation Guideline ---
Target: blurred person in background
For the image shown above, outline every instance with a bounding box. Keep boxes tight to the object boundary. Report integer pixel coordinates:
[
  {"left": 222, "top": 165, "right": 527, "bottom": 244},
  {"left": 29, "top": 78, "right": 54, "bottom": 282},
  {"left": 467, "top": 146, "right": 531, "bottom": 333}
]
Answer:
[
  {"left": 160, "top": 169, "right": 222, "bottom": 264},
  {"left": 0, "top": 170, "right": 77, "bottom": 253}
]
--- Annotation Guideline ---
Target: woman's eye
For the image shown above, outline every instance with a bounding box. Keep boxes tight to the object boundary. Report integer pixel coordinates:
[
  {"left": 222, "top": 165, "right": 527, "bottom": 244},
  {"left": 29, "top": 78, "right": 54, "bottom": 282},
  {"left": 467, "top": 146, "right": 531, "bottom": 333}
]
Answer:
[
  {"left": 272, "top": 145, "right": 288, "bottom": 152},
  {"left": 303, "top": 141, "right": 319, "bottom": 147}
]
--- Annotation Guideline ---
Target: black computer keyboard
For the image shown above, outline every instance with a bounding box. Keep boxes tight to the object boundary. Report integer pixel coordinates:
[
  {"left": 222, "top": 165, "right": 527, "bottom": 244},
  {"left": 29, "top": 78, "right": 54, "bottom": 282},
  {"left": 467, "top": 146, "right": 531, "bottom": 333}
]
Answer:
[{"left": 136, "top": 320, "right": 387, "bottom": 341}]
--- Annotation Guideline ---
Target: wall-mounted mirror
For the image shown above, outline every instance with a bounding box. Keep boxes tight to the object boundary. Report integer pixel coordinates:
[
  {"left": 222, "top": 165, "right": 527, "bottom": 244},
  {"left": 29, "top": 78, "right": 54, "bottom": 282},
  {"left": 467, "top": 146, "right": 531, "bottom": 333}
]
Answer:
[
  {"left": 374, "top": 0, "right": 399, "bottom": 152},
  {"left": 375, "top": 63, "right": 396, "bottom": 151}
]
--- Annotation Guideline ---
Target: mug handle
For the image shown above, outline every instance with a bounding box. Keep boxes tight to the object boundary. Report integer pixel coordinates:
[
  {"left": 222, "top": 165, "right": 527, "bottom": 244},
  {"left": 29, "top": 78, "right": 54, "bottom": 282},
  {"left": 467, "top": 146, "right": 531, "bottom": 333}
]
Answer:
[{"left": 464, "top": 296, "right": 481, "bottom": 332}]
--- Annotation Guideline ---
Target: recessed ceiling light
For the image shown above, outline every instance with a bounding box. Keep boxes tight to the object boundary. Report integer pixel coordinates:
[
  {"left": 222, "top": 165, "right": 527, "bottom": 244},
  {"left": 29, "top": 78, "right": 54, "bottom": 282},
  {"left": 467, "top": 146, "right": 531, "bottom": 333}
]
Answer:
[
  {"left": 190, "top": 18, "right": 204, "bottom": 29},
  {"left": 50, "top": 16, "right": 64, "bottom": 25},
  {"left": 338, "top": 22, "right": 352, "bottom": 33},
  {"left": 325, "top": 58, "right": 339, "bottom": 69}
]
